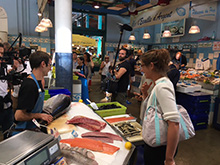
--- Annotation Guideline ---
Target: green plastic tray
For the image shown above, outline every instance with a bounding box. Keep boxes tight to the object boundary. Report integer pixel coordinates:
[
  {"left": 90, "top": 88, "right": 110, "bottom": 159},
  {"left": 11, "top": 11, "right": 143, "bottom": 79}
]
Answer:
[
  {"left": 88, "top": 102, "right": 127, "bottom": 117},
  {"left": 44, "top": 94, "right": 51, "bottom": 100}
]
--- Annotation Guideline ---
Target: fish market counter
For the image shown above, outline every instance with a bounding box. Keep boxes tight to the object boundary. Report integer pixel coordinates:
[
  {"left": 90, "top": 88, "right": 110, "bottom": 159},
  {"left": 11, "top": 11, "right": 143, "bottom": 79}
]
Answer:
[{"left": 53, "top": 102, "right": 135, "bottom": 165}]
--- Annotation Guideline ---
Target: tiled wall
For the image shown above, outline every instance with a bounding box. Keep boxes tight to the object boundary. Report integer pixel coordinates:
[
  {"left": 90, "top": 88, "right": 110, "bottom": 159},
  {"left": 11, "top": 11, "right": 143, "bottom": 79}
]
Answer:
[
  {"left": 8, "top": 35, "right": 55, "bottom": 54},
  {"left": 150, "top": 41, "right": 220, "bottom": 70}
]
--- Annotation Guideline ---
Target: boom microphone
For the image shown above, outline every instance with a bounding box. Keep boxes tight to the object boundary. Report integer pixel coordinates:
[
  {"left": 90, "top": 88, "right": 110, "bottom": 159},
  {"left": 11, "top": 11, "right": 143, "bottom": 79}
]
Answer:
[{"left": 117, "top": 23, "right": 133, "bottom": 31}]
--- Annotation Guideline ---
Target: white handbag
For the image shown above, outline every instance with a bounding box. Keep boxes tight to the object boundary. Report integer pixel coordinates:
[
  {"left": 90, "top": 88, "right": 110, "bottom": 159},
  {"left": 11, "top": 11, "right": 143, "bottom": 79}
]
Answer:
[{"left": 142, "top": 92, "right": 195, "bottom": 147}]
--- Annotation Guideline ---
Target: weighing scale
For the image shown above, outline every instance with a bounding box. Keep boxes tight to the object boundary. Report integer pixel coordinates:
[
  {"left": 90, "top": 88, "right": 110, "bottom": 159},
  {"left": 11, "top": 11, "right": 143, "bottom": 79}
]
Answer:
[{"left": 0, "top": 130, "right": 61, "bottom": 165}]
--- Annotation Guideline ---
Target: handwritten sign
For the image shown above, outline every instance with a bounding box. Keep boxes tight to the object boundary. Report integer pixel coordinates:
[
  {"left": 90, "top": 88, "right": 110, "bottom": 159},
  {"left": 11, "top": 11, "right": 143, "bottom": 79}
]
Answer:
[
  {"left": 130, "top": 1, "right": 190, "bottom": 29},
  {"left": 191, "top": 2, "right": 217, "bottom": 21}
]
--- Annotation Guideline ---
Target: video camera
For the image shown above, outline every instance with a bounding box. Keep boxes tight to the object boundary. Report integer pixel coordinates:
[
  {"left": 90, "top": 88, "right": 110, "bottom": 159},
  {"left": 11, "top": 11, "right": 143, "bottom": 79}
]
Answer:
[{"left": 0, "top": 33, "right": 32, "bottom": 85}]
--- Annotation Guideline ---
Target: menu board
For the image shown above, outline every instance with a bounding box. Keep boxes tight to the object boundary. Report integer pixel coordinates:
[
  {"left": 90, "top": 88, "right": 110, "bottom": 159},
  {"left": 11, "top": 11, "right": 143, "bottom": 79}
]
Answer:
[{"left": 161, "top": 19, "right": 185, "bottom": 38}]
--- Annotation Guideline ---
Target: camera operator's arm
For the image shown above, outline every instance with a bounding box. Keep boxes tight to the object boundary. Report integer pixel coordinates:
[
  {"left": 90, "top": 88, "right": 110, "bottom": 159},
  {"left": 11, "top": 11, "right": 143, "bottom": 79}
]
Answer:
[
  {"left": 15, "top": 110, "right": 53, "bottom": 124},
  {"left": 114, "top": 67, "right": 127, "bottom": 79}
]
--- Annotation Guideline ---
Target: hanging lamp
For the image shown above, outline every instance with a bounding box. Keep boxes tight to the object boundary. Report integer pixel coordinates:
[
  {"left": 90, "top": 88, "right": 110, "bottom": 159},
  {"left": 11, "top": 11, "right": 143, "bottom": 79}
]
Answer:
[
  {"left": 189, "top": 21, "right": 200, "bottom": 34},
  {"left": 129, "top": 32, "right": 136, "bottom": 40},
  {"left": 39, "top": 18, "right": 53, "bottom": 28},
  {"left": 35, "top": 24, "right": 48, "bottom": 32},
  {"left": 162, "top": 26, "right": 171, "bottom": 37},
  {"left": 143, "top": 30, "right": 151, "bottom": 39}
]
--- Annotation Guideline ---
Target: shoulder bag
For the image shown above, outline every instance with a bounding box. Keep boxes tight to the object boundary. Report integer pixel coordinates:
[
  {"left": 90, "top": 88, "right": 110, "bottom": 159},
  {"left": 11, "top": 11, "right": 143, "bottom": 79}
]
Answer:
[{"left": 142, "top": 92, "right": 195, "bottom": 147}]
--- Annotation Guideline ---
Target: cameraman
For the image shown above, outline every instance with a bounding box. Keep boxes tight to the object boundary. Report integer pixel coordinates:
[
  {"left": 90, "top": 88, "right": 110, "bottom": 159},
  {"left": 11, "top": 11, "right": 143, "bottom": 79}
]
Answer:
[
  {"left": 13, "top": 51, "right": 53, "bottom": 135},
  {"left": 0, "top": 43, "right": 14, "bottom": 139},
  {"left": 111, "top": 48, "right": 131, "bottom": 105}
]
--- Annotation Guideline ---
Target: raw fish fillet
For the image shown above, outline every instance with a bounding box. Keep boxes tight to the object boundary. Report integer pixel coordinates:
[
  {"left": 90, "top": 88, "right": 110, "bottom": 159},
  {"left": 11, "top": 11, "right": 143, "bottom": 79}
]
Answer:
[
  {"left": 83, "top": 136, "right": 114, "bottom": 143},
  {"left": 60, "top": 138, "right": 120, "bottom": 155},
  {"left": 67, "top": 116, "right": 106, "bottom": 131},
  {"left": 105, "top": 116, "right": 135, "bottom": 123},
  {"left": 81, "top": 132, "right": 123, "bottom": 142}
]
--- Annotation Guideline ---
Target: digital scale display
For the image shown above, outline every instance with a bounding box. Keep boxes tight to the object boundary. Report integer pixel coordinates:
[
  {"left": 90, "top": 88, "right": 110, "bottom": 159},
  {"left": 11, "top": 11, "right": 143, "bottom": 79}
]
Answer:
[
  {"left": 24, "top": 142, "right": 59, "bottom": 165},
  {"left": 26, "top": 148, "right": 49, "bottom": 165}
]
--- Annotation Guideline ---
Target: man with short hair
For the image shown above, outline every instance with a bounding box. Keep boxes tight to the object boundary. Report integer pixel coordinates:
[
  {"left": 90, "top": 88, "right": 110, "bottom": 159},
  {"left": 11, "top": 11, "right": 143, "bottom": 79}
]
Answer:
[
  {"left": 0, "top": 43, "right": 14, "bottom": 139},
  {"left": 13, "top": 51, "right": 53, "bottom": 135},
  {"left": 111, "top": 48, "right": 131, "bottom": 105}
]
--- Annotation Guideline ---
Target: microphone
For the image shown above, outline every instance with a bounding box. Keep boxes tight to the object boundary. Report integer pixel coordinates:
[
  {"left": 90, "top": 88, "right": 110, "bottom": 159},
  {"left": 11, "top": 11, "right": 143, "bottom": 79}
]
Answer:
[{"left": 117, "top": 23, "right": 133, "bottom": 31}]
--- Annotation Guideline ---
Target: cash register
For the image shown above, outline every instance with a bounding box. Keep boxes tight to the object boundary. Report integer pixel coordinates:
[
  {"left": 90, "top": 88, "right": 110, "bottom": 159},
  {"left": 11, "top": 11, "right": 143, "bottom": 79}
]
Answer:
[{"left": 0, "top": 130, "right": 61, "bottom": 165}]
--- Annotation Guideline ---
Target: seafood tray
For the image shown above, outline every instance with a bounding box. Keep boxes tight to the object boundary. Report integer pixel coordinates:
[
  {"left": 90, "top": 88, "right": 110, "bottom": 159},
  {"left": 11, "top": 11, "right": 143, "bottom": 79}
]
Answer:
[{"left": 113, "top": 121, "right": 143, "bottom": 142}]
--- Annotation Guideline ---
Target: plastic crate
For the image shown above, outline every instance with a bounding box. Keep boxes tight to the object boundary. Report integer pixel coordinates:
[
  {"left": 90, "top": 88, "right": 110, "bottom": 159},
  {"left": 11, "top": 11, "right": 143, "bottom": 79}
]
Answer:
[
  {"left": 44, "top": 89, "right": 50, "bottom": 100},
  {"left": 190, "top": 113, "right": 208, "bottom": 130},
  {"left": 73, "top": 75, "right": 79, "bottom": 80},
  {"left": 177, "top": 92, "right": 210, "bottom": 105},
  {"left": 49, "top": 89, "right": 71, "bottom": 97},
  {"left": 44, "top": 94, "right": 51, "bottom": 100},
  {"left": 88, "top": 102, "right": 127, "bottom": 117},
  {"left": 182, "top": 104, "right": 210, "bottom": 115}
]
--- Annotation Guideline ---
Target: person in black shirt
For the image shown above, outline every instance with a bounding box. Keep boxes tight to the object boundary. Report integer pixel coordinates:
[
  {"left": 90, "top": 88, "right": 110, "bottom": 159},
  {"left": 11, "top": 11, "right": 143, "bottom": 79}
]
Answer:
[
  {"left": 172, "top": 51, "right": 187, "bottom": 68},
  {"left": 13, "top": 51, "right": 53, "bottom": 135},
  {"left": 167, "top": 61, "right": 180, "bottom": 91},
  {"left": 111, "top": 48, "right": 131, "bottom": 105}
]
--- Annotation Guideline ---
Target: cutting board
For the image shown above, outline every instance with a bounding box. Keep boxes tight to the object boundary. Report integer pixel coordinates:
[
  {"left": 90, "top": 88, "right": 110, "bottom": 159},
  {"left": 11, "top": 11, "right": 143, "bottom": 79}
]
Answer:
[{"left": 47, "top": 114, "right": 76, "bottom": 134}]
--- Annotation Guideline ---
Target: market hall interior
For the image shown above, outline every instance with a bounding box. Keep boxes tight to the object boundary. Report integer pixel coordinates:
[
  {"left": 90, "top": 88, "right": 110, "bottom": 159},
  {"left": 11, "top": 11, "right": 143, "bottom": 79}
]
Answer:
[{"left": 1, "top": 0, "right": 220, "bottom": 164}]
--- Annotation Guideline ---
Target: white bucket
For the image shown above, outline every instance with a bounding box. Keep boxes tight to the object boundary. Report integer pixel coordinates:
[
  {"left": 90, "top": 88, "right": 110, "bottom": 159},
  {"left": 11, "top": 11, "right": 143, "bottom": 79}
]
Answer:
[{"left": 72, "top": 80, "right": 81, "bottom": 102}]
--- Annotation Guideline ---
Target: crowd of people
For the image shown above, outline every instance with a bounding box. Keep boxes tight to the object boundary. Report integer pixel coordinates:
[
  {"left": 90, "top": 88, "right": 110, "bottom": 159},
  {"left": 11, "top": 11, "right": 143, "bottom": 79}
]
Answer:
[{"left": 0, "top": 40, "right": 186, "bottom": 165}]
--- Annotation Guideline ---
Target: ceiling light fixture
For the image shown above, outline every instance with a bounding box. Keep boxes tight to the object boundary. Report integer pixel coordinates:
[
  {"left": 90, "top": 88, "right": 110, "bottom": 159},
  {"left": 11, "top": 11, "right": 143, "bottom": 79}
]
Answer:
[
  {"left": 93, "top": 2, "right": 101, "bottom": 9},
  {"left": 39, "top": 18, "right": 53, "bottom": 28},
  {"left": 35, "top": 24, "right": 48, "bottom": 32},
  {"left": 38, "top": 12, "right": 42, "bottom": 17},
  {"left": 189, "top": 21, "right": 200, "bottom": 34},
  {"left": 128, "top": 0, "right": 136, "bottom": 13},
  {"left": 129, "top": 32, "right": 136, "bottom": 41},
  {"left": 162, "top": 26, "right": 171, "bottom": 37},
  {"left": 143, "top": 30, "right": 151, "bottom": 39}
]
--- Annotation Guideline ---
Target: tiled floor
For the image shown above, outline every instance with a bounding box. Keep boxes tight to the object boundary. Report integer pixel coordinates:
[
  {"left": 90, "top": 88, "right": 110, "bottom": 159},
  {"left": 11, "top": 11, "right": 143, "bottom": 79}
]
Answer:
[{"left": 89, "top": 72, "right": 220, "bottom": 165}]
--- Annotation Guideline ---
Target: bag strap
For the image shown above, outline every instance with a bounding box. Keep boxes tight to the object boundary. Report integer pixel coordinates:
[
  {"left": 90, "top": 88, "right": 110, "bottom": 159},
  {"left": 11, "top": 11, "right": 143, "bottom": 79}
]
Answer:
[
  {"left": 177, "top": 105, "right": 190, "bottom": 139},
  {"left": 155, "top": 79, "right": 190, "bottom": 140},
  {"left": 152, "top": 92, "right": 161, "bottom": 145}
]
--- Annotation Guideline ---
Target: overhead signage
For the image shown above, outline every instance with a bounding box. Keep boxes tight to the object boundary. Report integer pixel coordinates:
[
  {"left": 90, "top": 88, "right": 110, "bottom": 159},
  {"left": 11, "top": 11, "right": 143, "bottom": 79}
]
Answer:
[
  {"left": 130, "top": 1, "right": 190, "bottom": 29},
  {"left": 161, "top": 19, "right": 185, "bottom": 38},
  {"left": 191, "top": 2, "right": 217, "bottom": 21}
]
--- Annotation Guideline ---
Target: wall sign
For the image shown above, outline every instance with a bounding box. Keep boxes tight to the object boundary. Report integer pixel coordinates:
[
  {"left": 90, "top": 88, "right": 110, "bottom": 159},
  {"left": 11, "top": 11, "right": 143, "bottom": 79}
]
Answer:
[
  {"left": 130, "top": 1, "right": 190, "bottom": 29},
  {"left": 213, "top": 42, "right": 220, "bottom": 51},
  {"left": 161, "top": 19, "right": 185, "bottom": 38},
  {"left": 191, "top": 2, "right": 217, "bottom": 21}
]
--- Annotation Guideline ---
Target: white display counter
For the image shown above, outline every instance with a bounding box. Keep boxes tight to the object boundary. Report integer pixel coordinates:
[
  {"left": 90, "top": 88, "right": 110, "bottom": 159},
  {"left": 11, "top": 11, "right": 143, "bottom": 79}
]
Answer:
[{"left": 58, "top": 102, "right": 135, "bottom": 165}]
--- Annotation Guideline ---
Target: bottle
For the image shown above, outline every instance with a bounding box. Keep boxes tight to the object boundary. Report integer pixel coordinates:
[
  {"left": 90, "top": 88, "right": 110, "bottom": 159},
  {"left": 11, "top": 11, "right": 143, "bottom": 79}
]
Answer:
[{"left": 211, "top": 31, "right": 216, "bottom": 40}]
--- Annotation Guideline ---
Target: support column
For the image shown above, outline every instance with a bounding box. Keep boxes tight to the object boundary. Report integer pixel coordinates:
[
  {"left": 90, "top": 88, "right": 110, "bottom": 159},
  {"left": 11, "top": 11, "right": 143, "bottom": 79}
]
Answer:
[
  {"left": 98, "top": 15, "right": 102, "bottom": 57},
  {"left": 55, "top": 0, "right": 72, "bottom": 97},
  {"left": 86, "top": 14, "right": 89, "bottom": 28}
]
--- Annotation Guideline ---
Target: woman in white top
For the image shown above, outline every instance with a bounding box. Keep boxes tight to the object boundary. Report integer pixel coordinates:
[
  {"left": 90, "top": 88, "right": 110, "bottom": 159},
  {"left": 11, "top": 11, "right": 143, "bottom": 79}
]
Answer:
[
  {"left": 100, "top": 56, "right": 111, "bottom": 81},
  {"left": 141, "top": 49, "right": 180, "bottom": 165}
]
